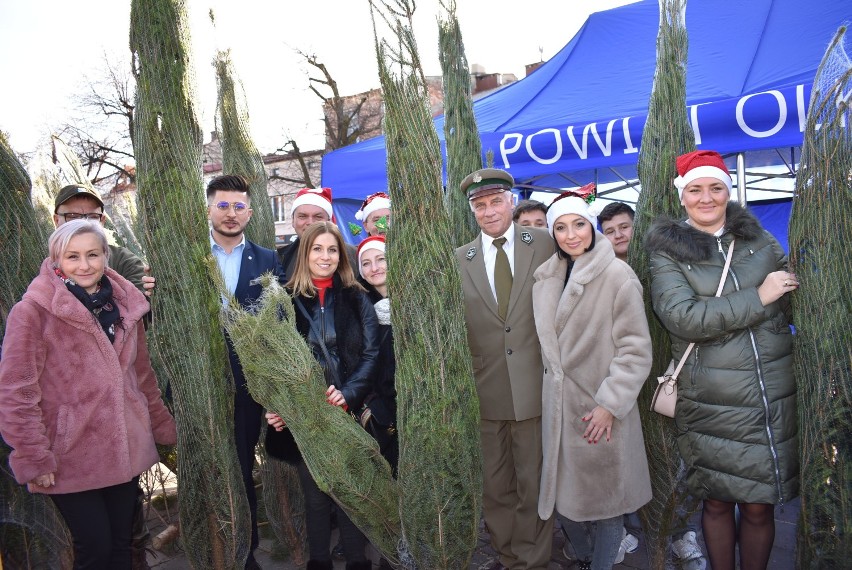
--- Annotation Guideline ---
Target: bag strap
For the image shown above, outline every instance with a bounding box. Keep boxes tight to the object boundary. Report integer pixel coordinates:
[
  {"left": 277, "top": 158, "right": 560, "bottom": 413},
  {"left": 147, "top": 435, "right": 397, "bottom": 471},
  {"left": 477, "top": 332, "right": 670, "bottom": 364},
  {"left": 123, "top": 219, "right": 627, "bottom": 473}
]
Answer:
[
  {"left": 293, "top": 296, "right": 339, "bottom": 385},
  {"left": 669, "top": 239, "right": 736, "bottom": 379}
]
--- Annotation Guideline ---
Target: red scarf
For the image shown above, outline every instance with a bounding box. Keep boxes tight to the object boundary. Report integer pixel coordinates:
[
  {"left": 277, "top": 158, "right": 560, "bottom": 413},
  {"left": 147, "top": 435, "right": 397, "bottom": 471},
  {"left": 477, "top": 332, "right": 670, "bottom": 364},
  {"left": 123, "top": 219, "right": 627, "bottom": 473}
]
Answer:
[{"left": 312, "top": 276, "right": 333, "bottom": 306}]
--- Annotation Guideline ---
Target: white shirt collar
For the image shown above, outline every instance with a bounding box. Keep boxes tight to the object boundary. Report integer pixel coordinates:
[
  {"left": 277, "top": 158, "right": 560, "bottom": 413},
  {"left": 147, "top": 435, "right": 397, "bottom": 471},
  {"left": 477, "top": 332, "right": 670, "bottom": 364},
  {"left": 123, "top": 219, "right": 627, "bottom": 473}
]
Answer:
[
  {"left": 210, "top": 231, "right": 246, "bottom": 253},
  {"left": 481, "top": 223, "right": 516, "bottom": 251}
]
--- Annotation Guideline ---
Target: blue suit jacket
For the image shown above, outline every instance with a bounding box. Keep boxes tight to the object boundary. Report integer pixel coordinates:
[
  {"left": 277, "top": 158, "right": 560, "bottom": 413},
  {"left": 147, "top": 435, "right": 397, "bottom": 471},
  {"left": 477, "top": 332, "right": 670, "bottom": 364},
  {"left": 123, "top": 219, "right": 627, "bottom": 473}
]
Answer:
[{"left": 228, "top": 239, "right": 285, "bottom": 405}]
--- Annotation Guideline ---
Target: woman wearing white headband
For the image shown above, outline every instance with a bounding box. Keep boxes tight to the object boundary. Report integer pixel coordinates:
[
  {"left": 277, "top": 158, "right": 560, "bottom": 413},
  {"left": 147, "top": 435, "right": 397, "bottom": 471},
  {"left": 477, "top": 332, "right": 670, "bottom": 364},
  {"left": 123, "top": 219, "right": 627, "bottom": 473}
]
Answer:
[{"left": 533, "top": 184, "right": 653, "bottom": 570}]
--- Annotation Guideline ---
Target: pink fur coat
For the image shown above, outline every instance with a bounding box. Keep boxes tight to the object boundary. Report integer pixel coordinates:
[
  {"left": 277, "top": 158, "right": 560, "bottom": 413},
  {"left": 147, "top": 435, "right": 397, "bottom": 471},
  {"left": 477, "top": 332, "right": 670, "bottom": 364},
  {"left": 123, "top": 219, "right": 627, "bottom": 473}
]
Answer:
[{"left": 0, "top": 259, "right": 176, "bottom": 494}]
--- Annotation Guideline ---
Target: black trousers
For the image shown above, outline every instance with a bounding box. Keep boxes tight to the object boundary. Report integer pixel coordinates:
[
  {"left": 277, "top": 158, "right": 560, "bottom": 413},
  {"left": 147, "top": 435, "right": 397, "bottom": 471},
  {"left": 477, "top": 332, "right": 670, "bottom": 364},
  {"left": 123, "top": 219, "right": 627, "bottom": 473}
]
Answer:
[
  {"left": 50, "top": 477, "right": 139, "bottom": 570},
  {"left": 297, "top": 460, "right": 367, "bottom": 562},
  {"left": 234, "top": 399, "right": 264, "bottom": 554}
]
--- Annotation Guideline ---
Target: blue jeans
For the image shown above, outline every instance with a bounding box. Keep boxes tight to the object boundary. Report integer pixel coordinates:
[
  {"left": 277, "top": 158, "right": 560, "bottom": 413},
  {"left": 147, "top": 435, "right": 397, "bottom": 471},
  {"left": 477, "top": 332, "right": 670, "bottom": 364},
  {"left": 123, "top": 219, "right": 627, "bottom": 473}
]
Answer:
[{"left": 559, "top": 513, "right": 623, "bottom": 570}]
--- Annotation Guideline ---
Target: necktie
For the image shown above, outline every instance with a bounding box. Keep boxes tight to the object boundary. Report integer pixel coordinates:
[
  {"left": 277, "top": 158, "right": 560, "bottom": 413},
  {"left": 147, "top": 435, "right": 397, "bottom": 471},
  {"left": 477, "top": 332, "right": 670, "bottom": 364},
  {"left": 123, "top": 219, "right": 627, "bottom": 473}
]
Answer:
[{"left": 493, "top": 237, "right": 512, "bottom": 321}]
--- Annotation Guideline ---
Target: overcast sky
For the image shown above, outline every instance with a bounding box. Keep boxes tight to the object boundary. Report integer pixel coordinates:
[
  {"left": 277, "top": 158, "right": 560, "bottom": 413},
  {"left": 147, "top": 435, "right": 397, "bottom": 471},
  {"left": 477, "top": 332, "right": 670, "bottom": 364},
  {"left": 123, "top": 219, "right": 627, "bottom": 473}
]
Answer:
[{"left": 0, "top": 0, "right": 636, "bottom": 157}]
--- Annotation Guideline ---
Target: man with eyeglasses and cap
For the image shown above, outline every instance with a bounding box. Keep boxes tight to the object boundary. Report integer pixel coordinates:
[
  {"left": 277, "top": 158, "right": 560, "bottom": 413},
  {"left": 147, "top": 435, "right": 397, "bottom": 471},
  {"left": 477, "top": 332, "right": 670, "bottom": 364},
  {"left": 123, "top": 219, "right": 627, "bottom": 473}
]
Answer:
[
  {"left": 54, "top": 184, "right": 151, "bottom": 293},
  {"left": 206, "top": 174, "right": 284, "bottom": 570}
]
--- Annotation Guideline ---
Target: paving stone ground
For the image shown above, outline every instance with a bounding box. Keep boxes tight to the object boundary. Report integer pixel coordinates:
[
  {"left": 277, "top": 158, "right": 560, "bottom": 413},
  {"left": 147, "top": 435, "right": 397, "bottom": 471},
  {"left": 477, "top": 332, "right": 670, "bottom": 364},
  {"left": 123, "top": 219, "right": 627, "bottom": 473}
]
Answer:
[{"left": 144, "top": 496, "right": 799, "bottom": 569}]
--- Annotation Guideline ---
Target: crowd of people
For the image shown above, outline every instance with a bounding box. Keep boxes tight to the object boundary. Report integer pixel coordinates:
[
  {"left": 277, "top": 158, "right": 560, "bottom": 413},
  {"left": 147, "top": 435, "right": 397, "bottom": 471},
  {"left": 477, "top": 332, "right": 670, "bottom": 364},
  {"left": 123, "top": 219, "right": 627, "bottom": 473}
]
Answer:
[{"left": 0, "top": 148, "right": 798, "bottom": 570}]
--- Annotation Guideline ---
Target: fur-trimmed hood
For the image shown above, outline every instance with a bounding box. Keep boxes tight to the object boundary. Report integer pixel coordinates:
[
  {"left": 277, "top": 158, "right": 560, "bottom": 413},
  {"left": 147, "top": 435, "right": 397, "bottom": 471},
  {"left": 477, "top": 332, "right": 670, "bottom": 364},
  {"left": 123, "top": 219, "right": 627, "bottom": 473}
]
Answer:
[{"left": 645, "top": 202, "right": 765, "bottom": 263}]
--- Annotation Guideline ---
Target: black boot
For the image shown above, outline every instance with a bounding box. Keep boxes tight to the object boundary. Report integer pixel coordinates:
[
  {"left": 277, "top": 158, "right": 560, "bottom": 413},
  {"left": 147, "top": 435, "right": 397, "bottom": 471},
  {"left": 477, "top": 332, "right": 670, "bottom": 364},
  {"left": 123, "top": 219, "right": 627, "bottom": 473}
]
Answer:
[
  {"left": 345, "top": 561, "right": 373, "bottom": 570},
  {"left": 306, "top": 561, "right": 334, "bottom": 570}
]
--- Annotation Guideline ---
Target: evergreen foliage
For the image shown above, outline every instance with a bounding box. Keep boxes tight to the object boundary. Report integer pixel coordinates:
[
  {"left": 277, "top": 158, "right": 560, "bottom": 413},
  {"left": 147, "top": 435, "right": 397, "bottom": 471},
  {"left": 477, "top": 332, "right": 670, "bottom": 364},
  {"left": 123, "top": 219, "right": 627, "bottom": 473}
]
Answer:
[
  {"left": 214, "top": 49, "right": 276, "bottom": 249},
  {"left": 627, "top": 1, "right": 695, "bottom": 568},
  {"left": 223, "top": 278, "right": 402, "bottom": 564},
  {"left": 17, "top": 151, "right": 60, "bottom": 254},
  {"left": 438, "top": 0, "right": 481, "bottom": 247},
  {"left": 0, "top": 132, "right": 46, "bottom": 336},
  {"left": 0, "top": 448, "right": 73, "bottom": 569},
  {"left": 130, "top": 0, "right": 250, "bottom": 566},
  {"left": 790, "top": 27, "right": 852, "bottom": 569},
  {"left": 259, "top": 454, "right": 308, "bottom": 565},
  {"left": 0, "top": 132, "right": 72, "bottom": 568},
  {"left": 370, "top": 1, "right": 482, "bottom": 567},
  {"left": 214, "top": 45, "right": 307, "bottom": 562}
]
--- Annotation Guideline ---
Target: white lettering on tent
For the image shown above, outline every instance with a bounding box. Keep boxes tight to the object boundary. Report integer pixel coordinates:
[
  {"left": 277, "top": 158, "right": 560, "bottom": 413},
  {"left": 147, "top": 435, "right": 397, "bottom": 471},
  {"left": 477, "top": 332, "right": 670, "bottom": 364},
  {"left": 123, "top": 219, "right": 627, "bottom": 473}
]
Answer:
[
  {"left": 499, "top": 134, "right": 524, "bottom": 168},
  {"left": 526, "top": 128, "right": 562, "bottom": 164},
  {"left": 737, "top": 91, "right": 786, "bottom": 138},
  {"left": 689, "top": 104, "right": 703, "bottom": 144},
  {"left": 797, "top": 84, "right": 807, "bottom": 132},
  {"left": 622, "top": 117, "right": 639, "bottom": 154},
  {"left": 566, "top": 120, "right": 617, "bottom": 159}
]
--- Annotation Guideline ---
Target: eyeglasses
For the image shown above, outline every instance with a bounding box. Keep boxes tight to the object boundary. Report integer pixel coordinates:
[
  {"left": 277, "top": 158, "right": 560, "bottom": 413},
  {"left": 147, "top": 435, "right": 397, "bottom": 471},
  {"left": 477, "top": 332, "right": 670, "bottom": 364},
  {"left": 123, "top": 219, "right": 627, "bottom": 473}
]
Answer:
[
  {"left": 58, "top": 212, "right": 103, "bottom": 221},
  {"left": 213, "top": 201, "right": 249, "bottom": 213}
]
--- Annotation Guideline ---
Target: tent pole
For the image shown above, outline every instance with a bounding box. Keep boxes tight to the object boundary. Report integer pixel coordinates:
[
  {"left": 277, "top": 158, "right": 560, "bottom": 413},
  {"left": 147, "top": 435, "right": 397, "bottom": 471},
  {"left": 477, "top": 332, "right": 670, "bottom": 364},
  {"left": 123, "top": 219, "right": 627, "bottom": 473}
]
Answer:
[{"left": 737, "top": 152, "right": 747, "bottom": 205}]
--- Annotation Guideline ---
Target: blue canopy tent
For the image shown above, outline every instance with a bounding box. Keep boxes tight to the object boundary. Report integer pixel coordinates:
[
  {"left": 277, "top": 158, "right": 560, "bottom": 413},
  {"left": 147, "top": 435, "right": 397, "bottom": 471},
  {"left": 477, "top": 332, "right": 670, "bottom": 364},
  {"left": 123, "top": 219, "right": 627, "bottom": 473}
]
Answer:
[{"left": 323, "top": 0, "right": 851, "bottom": 247}]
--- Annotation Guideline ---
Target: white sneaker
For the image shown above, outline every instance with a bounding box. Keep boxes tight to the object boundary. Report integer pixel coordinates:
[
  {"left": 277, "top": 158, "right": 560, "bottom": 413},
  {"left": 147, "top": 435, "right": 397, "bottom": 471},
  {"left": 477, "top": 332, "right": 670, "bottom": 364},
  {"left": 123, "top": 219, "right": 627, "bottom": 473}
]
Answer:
[
  {"left": 671, "top": 531, "right": 706, "bottom": 570},
  {"left": 614, "top": 527, "right": 639, "bottom": 564}
]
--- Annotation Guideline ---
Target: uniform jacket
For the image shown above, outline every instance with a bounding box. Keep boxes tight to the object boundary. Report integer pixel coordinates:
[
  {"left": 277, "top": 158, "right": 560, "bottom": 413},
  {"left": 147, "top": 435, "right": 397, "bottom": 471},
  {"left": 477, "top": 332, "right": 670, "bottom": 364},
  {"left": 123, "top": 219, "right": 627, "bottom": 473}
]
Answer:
[
  {"left": 226, "top": 239, "right": 285, "bottom": 406},
  {"left": 0, "top": 259, "right": 176, "bottom": 494},
  {"left": 455, "top": 224, "right": 554, "bottom": 421},
  {"left": 645, "top": 202, "right": 798, "bottom": 504},
  {"left": 533, "top": 235, "right": 653, "bottom": 521}
]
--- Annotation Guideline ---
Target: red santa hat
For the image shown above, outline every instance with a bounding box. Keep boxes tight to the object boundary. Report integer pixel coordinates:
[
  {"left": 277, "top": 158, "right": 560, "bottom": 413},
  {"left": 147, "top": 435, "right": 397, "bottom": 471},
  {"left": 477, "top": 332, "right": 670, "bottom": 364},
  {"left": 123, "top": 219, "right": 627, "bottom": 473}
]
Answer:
[
  {"left": 673, "top": 150, "right": 732, "bottom": 198},
  {"left": 356, "top": 235, "right": 386, "bottom": 278},
  {"left": 545, "top": 182, "right": 605, "bottom": 233},
  {"left": 355, "top": 192, "right": 391, "bottom": 222},
  {"left": 292, "top": 187, "right": 334, "bottom": 219}
]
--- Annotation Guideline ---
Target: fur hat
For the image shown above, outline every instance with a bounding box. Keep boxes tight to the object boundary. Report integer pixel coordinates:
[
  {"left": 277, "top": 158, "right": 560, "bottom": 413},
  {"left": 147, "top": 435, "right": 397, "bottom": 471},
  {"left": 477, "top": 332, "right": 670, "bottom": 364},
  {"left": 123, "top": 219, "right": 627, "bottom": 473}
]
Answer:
[
  {"left": 545, "top": 183, "right": 604, "bottom": 233},
  {"left": 356, "top": 235, "right": 386, "bottom": 278},
  {"left": 292, "top": 187, "right": 334, "bottom": 219},
  {"left": 355, "top": 192, "right": 391, "bottom": 222},
  {"left": 673, "top": 150, "right": 732, "bottom": 198}
]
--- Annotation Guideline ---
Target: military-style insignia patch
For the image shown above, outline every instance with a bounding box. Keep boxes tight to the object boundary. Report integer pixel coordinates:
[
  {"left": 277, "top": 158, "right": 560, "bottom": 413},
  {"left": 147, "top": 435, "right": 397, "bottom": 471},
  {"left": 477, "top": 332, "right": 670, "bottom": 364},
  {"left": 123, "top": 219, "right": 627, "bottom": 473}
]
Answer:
[
  {"left": 521, "top": 231, "right": 533, "bottom": 244},
  {"left": 472, "top": 173, "right": 482, "bottom": 183},
  {"left": 466, "top": 247, "right": 477, "bottom": 260}
]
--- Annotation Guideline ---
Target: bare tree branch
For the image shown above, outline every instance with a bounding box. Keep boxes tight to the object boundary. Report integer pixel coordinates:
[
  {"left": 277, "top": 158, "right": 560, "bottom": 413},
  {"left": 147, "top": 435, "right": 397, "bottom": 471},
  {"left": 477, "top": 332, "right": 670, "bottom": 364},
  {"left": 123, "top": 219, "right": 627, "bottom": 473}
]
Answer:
[{"left": 58, "top": 52, "right": 136, "bottom": 185}]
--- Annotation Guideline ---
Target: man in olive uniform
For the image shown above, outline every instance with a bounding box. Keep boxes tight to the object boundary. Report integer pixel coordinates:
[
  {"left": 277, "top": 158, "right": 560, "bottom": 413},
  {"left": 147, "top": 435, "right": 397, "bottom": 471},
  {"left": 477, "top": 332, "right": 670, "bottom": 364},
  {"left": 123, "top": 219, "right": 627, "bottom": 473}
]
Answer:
[{"left": 455, "top": 168, "right": 554, "bottom": 570}]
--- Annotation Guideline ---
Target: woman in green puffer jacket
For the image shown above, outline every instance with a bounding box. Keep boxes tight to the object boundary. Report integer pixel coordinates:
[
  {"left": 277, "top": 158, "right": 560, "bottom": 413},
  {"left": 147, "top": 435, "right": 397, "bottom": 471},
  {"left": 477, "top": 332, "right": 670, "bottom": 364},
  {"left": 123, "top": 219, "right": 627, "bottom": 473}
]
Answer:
[{"left": 645, "top": 150, "right": 798, "bottom": 570}]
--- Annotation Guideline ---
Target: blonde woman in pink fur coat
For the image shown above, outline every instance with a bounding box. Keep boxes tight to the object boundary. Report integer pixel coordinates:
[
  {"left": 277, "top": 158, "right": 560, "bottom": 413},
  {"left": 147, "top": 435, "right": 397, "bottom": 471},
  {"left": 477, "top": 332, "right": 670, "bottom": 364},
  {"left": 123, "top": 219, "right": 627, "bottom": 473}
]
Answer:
[{"left": 0, "top": 220, "right": 176, "bottom": 569}]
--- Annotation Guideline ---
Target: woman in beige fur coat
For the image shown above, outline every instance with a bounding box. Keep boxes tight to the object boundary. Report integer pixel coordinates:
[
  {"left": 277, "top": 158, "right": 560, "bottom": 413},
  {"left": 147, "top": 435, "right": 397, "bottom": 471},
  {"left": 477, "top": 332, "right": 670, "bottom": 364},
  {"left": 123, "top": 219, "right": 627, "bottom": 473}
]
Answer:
[{"left": 533, "top": 187, "right": 653, "bottom": 570}]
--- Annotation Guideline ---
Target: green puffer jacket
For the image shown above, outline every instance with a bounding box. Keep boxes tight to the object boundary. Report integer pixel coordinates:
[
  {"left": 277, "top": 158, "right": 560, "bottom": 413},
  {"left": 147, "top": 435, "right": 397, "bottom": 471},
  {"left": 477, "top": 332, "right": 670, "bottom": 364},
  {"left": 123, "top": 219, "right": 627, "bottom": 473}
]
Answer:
[{"left": 645, "top": 202, "right": 798, "bottom": 504}]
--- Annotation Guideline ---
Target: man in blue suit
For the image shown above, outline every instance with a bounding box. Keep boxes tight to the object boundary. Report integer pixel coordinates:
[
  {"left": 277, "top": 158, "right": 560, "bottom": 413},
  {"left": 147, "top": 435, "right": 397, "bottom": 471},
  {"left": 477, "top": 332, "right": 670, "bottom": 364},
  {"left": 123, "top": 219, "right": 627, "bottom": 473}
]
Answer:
[{"left": 207, "top": 174, "right": 284, "bottom": 570}]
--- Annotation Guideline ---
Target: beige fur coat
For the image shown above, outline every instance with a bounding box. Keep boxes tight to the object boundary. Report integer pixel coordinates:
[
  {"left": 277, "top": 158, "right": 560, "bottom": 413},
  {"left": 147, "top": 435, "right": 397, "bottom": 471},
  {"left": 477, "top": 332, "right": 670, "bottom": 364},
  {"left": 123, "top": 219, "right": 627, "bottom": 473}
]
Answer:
[{"left": 533, "top": 234, "right": 652, "bottom": 521}]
